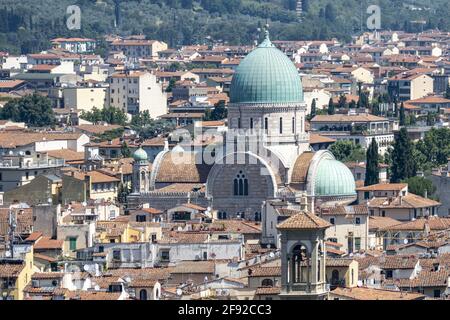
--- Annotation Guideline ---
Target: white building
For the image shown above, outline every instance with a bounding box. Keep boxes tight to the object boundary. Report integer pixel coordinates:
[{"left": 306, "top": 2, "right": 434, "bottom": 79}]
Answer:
[
  {"left": 63, "top": 85, "right": 108, "bottom": 112},
  {"left": 108, "top": 71, "right": 167, "bottom": 117},
  {"left": 310, "top": 113, "right": 395, "bottom": 155}
]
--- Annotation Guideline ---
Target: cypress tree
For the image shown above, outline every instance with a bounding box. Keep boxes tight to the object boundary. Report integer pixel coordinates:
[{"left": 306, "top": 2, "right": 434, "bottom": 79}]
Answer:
[
  {"left": 310, "top": 99, "right": 317, "bottom": 118},
  {"left": 390, "top": 128, "right": 417, "bottom": 183},
  {"left": 399, "top": 102, "right": 406, "bottom": 126},
  {"left": 327, "top": 98, "right": 335, "bottom": 115},
  {"left": 365, "top": 139, "right": 379, "bottom": 186}
]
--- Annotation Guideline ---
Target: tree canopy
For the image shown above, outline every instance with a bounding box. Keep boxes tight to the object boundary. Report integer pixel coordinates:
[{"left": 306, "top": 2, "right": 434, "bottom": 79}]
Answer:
[
  {"left": 80, "top": 107, "right": 128, "bottom": 125},
  {"left": 365, "top": 139, "right": 379, "bottom": 186},
  {"left": 390, "top": 128, "right": 417, "bottom": 183},
  {"left": 0, "top": 93, "right": 56, "bottom": 127},
  {"left": 1, "top": 0, "right": 449, "bottom": 54},
  {"left": 329, "top": 140, "right": 365, "bottom": 163}
]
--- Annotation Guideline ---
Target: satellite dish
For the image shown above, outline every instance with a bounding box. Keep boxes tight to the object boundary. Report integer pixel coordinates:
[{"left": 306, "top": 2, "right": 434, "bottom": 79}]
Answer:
[
  {"left": 269, "top": 252, "right": 275, "bottom": 258},
  {"left": 403, "top": 239, "right": 408, "bottom": 245},
  {"left": 176, "top": 289, "right": 183, "bottom": 296}
]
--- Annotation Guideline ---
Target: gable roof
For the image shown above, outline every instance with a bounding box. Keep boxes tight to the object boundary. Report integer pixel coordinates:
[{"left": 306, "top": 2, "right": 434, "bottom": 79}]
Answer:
[{"left": 277, "top": 210, "right": 331, "bottom": 230}]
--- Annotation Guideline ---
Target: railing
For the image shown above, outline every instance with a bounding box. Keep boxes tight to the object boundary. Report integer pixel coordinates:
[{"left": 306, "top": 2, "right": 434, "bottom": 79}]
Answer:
[{"left": 0, "top": 159, "right": 65, "bottom": 168}]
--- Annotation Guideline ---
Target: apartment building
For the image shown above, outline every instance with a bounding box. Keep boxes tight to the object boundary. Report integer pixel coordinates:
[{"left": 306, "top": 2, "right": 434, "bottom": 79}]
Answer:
[
  {"left": 63, "top": 84, "right": 108, "bottom": 112},
  {"left": 310, "top": 113, "right": 395, "bottom": 155},
  {"left": 110, "top": 39, "right": 168, "bottom": 62},
  {"left": 108, "top": 71, "right": 167, "bottom": 117},
  {"left": 51, "top": 38, "right": 97, "bottom": 54},
  {"left": 388, "top": 73, "right": 434, "bottom": 101}
]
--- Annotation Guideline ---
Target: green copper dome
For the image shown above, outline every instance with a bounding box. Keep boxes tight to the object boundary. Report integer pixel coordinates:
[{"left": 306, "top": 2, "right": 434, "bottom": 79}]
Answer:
[
  {"left": 230, "top": 33, "right": 303, "bottom": 104},
  {"left": 314, "top": 159, "right": 356, "bottom": 197},
  {"left": 133, "top": 147, "right": 148, "bottom": 161}
]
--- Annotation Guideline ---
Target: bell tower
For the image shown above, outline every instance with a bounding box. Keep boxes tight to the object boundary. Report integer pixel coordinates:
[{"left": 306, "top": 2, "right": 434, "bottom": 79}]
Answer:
[
  {"left": 132, "top": 147, "right": 150, "bottom": 194},
  {"left": 277, "top": 210, "right": 331, "bottom": 300}
]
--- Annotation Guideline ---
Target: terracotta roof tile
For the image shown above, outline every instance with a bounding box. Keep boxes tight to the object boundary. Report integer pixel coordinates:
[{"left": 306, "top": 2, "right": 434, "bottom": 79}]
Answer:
[
  {"left": 331, "top": 287, "right": 424, "bottom": 300},
  {"left": 248, "top": 267, "right": 281, "bottom": 277},
  {"left": 369, "top": 216, "right": 401, "bottom": 231},
  {"left": 171, "top": 261, "right": 215, "bottom": 274},
  {"left": 255, "top": 287, "right": 281, "bottom": 295},
  {"left": 383, "top": 255, "right": 419, "bottom": 269},
  {"left": 379, "top": 217, "right": 450, "bottom": 232},
  {"left": 155, "top": 152, "right": 212, "bottom": 183},
  {"left": 0, "top": 263, "right": 25, "bottom": 277},
  {"left": 66, "top": 291, "right": 122, "bottom": 300},
  {"left": 290, "top": 152, "right": 314, "bottom": 184},
  {"left": 34, "top": 237, "right": 63, "bottom": 250},
  {"left": 368, "top": 194, "right": 440, "bottom": 209},
  {"left": 277, "top": 211, "right": 331, "bottom": 230}
]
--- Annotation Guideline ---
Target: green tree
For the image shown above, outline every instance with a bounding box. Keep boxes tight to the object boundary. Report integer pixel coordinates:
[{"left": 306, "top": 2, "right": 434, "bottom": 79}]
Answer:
[
  {"left": 0, "top": 93, "right": 55, "bottom": 127},
  {"left": 308, "top": 99, "right": 317, "bottom": 120},
  {"left": 203, "top": 100, "right": 228, "bottom": 121},
  {"left": 348, "top": 100, "right": 357, "bottom": 109},
  {"left": 403, "top": 176, "right": 437, "bottom": 199},
  {"left": 445, "top": 85, "right": 450, "bottom": 99},
  {"left": 121, "top": 141, "right": 132, "bottom": 158},
  {"left": 365, "top": 139, "right": 379, "bottom": 186},
  {"left": 324, "top": 3, "right": 336, "bottom": 22},
  {"left": 391, "top": 128, "right": 417, "bottom": 183},
  {"left": 426, "top": 112, "right": 435, "bottom": 126},
  {"left": 338, "top": 94, "right": 347, "bottom": 109},
  {"left": 80, "top": 107, "right": 127, "bottom": 125},
  {"left": 415, "top": 128, "right": 450, "bottom": 170},
  {"left": 327, "top": 98, "right": 335, "bottom": 115},
  {"left": 399, "top": 102, "right": 406, "bottom": 126},
  {"left": 166, "top": 78, "right": 176, "bottom": 93},
  {"left": 329, "top": 140, "right": 365, "bottom": 162},
  {"left": 131, "top": 111, "right": 175, "bottom": 139},
  {"left": 371, "top": 101, "right": 380, "bottom": 116}
]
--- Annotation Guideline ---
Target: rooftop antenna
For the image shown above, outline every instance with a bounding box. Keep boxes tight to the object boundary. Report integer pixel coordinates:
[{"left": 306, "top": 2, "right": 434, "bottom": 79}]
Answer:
[{"left": 7, "top": 206, "right": 17, "bottom": 258}]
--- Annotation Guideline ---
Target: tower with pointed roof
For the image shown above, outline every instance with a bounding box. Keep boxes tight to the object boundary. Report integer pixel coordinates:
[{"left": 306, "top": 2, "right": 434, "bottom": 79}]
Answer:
[
  {"left": 277, "top": 210, "right": 330, "bottom": 300},
  {"left": 132, "top": 147, "right": 150, "bottom": 194}
]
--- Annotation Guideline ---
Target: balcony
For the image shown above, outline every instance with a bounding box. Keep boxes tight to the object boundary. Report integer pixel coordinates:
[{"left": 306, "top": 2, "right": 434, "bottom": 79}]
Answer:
[{"left": 0, "top": 158, "right": 65, "bottom": 169}]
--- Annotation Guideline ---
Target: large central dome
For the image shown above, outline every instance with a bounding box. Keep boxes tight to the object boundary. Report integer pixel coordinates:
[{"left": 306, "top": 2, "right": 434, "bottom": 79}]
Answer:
[{"left": 230, "top": 34, "right": 303, "bottom": 104}]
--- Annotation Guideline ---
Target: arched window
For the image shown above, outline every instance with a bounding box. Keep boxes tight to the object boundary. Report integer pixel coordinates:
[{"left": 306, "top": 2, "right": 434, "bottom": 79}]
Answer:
[
  {"left": 264, "top": 117, "right": 268, "bottom": 133},
  {"left": 292, "top": 244, "right": 308, "bottom": 283},
  {"left": 250, "top": 118, "right": 254, "bottom": 129},
  {"left": 139, "top": 289, "right": 148, "bottom": 300},
  {"left": 254, "top": 212, "right": 261, "bottom": 221},
  {"left": 292, "top": 117, "right": 295, "bottom": 133},
  {"left": 261, "top": 279, "right": 273, "bottom": 287},
  {"left": 233, "top": 171, "right": 249, "bottom": 196}
]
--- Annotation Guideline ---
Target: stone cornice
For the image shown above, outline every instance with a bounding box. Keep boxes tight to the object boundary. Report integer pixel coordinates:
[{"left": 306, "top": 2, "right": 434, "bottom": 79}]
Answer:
[{"left": 229, "top": 102, "right": 307, "bottom": 112}]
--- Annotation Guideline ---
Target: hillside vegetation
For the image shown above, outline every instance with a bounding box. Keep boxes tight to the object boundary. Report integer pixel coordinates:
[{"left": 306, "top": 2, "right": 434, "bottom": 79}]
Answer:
[{"left": 0, "top": 0, "right": 448, "bottom": 54}]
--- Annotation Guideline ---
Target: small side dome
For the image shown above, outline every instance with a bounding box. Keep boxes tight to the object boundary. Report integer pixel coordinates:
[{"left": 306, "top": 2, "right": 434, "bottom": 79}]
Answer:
[
  {"left": 314, "top": 159, "right": 356, "bottom": 197},
  {"left": 133, "top": 147, "right": 148, "bottom": 161}
]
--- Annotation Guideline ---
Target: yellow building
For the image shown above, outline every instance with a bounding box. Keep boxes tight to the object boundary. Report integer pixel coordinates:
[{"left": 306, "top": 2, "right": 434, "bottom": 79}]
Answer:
[
  {"left": 0, "top": 244, "right": 34, "bottom": 300},
  {"left": 96, "top": 221, "right": 149, "bottom": 244},
  {"left": 326, "top": 258, "right": 359, "bottom": 288}
]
